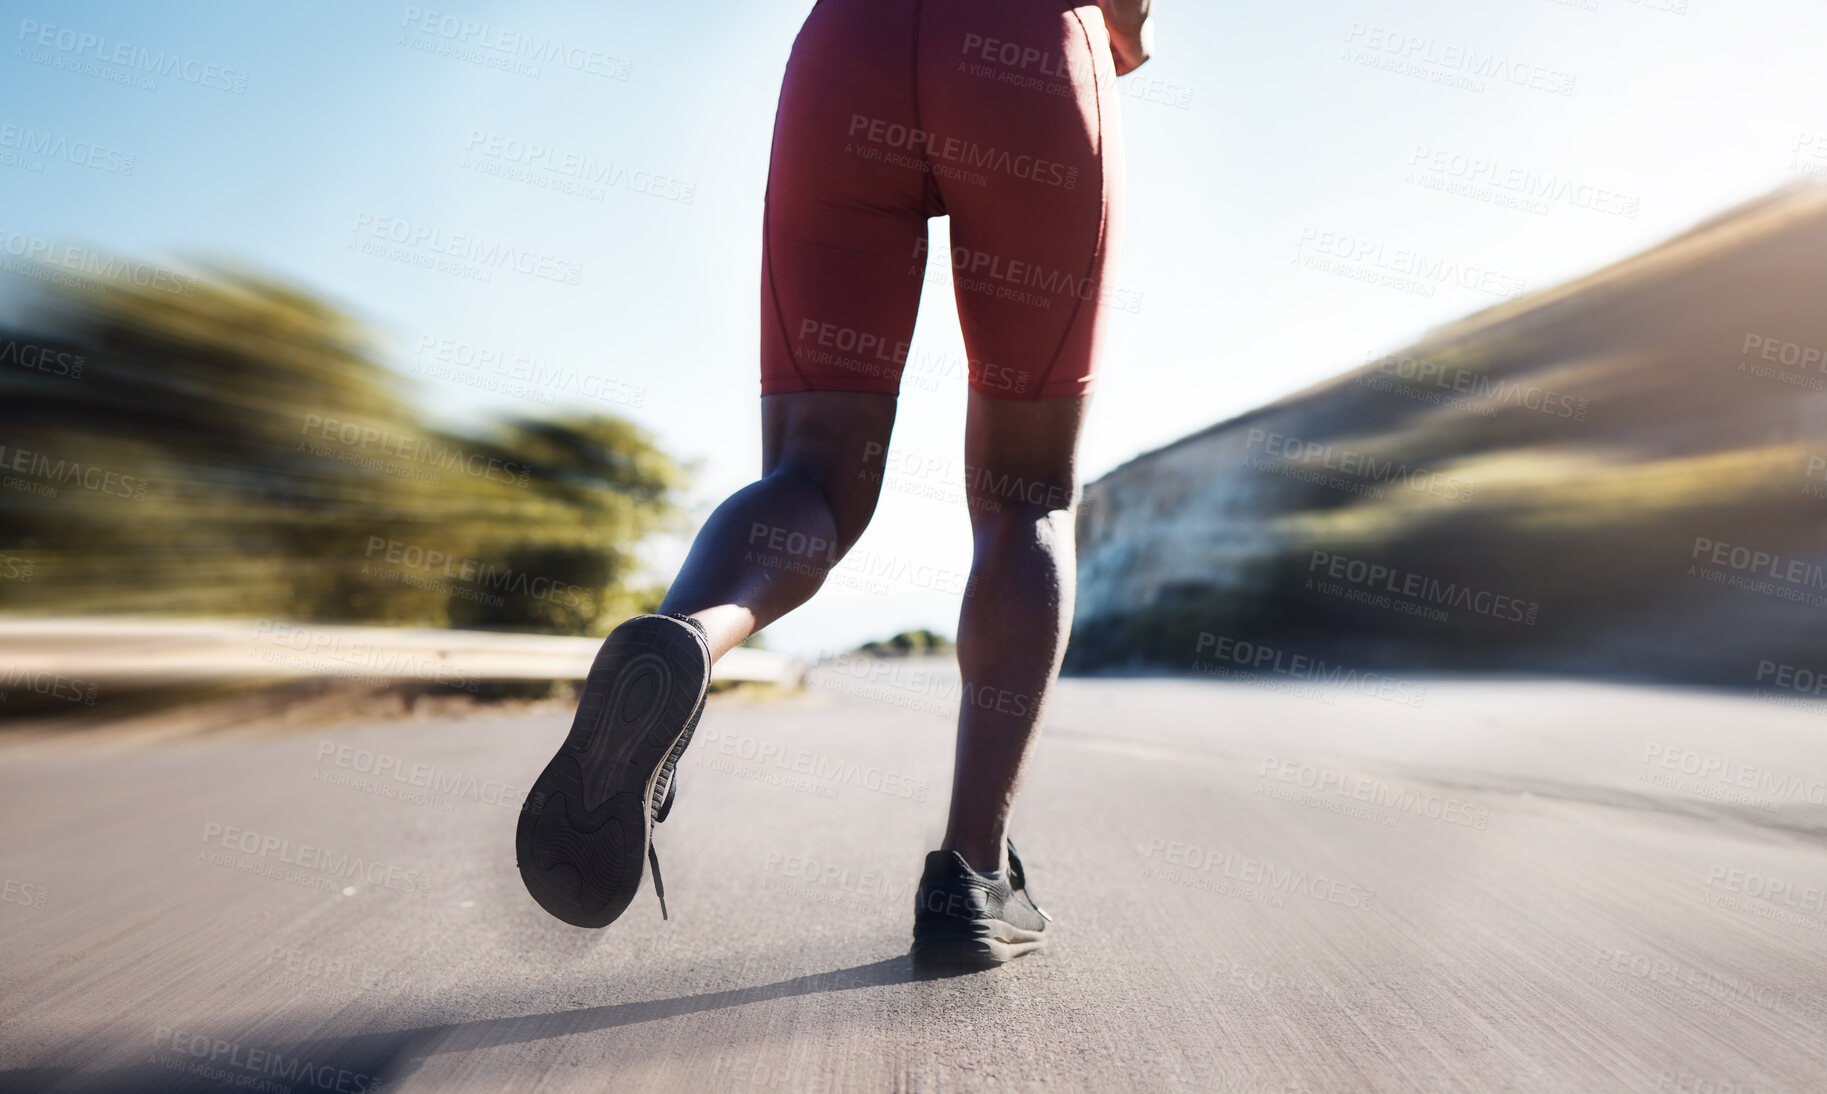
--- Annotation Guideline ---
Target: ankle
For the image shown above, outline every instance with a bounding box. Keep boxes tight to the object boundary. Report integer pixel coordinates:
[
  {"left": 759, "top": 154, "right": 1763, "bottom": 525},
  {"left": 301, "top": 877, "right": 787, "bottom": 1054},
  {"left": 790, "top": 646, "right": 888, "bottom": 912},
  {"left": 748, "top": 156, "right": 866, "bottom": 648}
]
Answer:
[
  {"left": 941, "top": 839, "right": 1006, "bottom": 876},
  {"left": 663, "top": 611, "right": 708, "bottom": 637},
  {"left": 657, "top": 605, "right": 753, "bottom": 660}
]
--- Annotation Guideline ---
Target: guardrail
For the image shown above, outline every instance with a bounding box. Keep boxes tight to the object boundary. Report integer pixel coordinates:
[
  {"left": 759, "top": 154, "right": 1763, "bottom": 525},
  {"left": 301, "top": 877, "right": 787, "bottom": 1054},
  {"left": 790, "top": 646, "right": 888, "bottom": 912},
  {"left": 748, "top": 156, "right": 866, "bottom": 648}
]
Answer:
[{"left": 0, "top": 617, "right": 802, "bottom": 687}]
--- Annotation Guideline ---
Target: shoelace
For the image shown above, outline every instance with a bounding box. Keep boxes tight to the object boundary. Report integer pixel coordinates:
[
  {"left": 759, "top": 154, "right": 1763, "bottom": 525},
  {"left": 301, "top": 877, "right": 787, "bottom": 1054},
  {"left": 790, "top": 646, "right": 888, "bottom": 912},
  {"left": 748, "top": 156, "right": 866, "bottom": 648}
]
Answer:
[
  {"left": 644, "top": 703, "right": 698, "bottom": 921},
  {"left": 1004, "top": 838, "right": 1052, "bottom": 922},
  {"left": 645, "top": 614, "right": 708, "bottom": 920}
]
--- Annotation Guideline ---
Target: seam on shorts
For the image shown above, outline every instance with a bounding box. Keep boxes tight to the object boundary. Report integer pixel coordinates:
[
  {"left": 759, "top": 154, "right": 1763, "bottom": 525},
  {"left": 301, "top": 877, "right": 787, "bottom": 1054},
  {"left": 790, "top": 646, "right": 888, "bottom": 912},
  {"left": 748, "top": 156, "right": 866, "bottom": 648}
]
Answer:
[
  {"left": 909, "top": 0, "right": 946, "bottom": 214},
  {"left": 762, "top": 184, "right": 811, "bottom": 389},
  {"left": 1031, "top": 6, "right": 1110, "bottom": 401}
]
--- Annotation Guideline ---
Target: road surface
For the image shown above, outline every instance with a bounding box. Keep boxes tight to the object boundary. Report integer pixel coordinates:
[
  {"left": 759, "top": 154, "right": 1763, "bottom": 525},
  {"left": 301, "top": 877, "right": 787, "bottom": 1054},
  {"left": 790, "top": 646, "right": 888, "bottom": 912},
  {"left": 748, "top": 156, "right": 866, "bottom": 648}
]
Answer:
[{"left": 3, "top": 663, "right": 1825, "bottom": 1092}]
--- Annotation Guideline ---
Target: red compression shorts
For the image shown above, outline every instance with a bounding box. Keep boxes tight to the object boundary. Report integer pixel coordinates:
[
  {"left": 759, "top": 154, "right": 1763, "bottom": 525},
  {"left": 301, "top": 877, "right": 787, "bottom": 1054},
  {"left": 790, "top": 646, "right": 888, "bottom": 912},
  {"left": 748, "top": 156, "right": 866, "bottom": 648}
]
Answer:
[{"left": 760, "top": 0, "right": 1125, "bottom": 401}]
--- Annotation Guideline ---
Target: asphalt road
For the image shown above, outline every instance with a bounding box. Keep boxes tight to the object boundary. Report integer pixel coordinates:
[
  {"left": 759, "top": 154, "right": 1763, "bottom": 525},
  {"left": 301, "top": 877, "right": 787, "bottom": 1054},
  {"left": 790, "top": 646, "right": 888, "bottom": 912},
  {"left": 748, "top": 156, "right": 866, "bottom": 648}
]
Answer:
[{"left": 3, "top": 663, "right": 1826, "bottom": 1093}]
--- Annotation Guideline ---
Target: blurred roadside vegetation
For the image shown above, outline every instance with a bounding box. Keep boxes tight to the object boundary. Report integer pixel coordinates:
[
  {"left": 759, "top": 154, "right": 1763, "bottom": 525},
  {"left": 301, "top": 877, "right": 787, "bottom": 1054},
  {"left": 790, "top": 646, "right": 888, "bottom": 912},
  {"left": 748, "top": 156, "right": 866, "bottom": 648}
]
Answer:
[
  {"left": 852, "top": 629, "right": 956, "bottom": 658},
  {"left": 1069, "top": 185, "right": 1827, "bottom": 682},
  {"left": 0, "top": 261, "right": 686, "bottom": 635}
]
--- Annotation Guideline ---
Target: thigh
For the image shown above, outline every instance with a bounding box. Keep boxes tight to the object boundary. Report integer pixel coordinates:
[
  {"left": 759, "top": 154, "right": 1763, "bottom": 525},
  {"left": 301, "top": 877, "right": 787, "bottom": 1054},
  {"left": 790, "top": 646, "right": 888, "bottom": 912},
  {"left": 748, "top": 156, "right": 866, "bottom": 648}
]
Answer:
[
  {"left": 761, "top": 0, "right": 936, "bottom": 398},
  {"left": 919, "top": 1, "right": 1124, "bottom": 401}
]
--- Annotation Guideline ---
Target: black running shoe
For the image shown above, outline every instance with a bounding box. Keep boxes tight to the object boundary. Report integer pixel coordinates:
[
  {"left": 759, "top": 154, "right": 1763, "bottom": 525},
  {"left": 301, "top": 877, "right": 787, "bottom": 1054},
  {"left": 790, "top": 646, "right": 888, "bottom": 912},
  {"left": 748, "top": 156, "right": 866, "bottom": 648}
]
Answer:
[
  {"left": 910, "top": 839, "right": 1052, "bottom": 968},
  {"left": 517, "top": 613, "right": 710, "bottom": 927}
]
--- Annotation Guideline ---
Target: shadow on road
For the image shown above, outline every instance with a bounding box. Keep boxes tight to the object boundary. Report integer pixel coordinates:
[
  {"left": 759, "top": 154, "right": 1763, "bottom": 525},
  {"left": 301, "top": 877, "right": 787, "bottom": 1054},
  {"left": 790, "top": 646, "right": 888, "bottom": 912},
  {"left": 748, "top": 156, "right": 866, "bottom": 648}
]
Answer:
[{"left": 5, "top": 954, "right": 978, "bottom": 1092}]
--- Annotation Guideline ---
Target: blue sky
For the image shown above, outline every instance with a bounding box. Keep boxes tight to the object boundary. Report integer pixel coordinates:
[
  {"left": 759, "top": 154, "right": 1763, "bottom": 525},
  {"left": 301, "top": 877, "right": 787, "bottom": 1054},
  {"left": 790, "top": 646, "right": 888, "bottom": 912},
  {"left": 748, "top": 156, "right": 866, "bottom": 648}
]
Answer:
[{"left": 5, "top": 0, "right": 1825, "bottom": 657}]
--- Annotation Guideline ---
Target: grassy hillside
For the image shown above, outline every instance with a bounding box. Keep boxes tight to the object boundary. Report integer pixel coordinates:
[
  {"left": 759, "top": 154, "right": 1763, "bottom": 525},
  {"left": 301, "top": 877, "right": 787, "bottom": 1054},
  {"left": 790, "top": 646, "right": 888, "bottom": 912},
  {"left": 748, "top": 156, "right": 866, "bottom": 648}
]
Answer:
[{"left": 1070, "top": 185, "right": 1827, "bottom": 688}]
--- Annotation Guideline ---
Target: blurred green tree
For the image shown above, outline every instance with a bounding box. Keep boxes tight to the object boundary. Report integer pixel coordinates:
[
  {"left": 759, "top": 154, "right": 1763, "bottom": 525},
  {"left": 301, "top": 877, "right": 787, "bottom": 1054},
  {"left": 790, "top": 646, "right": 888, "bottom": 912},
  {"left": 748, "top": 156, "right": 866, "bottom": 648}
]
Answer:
[{"left": 0, "top": 261, "right": 684, "bottom": 634}]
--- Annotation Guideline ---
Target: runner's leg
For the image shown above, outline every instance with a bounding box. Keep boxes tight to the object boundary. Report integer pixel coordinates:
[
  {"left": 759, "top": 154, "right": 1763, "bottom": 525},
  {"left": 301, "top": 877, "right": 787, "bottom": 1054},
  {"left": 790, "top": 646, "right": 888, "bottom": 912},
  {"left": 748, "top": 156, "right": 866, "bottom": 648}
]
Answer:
[
  {"left": 659, "top": 391, "right": 896, "bottom": 660},
  {"left": 941, "top": 391, "right": 1088, "bottom": 872},
  {"left": 921, "top": 0, "right": 1126, "bottom": 872}
]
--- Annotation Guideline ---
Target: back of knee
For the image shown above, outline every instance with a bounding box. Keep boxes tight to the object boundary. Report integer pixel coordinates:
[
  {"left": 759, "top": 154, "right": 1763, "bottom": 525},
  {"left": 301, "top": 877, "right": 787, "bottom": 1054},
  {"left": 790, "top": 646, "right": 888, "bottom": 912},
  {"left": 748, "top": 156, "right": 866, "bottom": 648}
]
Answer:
[
  {"left": 968, "top": 500, "right": 1077, "bottom": 557},
  {"left": 765, "top": 460, "right": 877, "bottom": 550}
]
